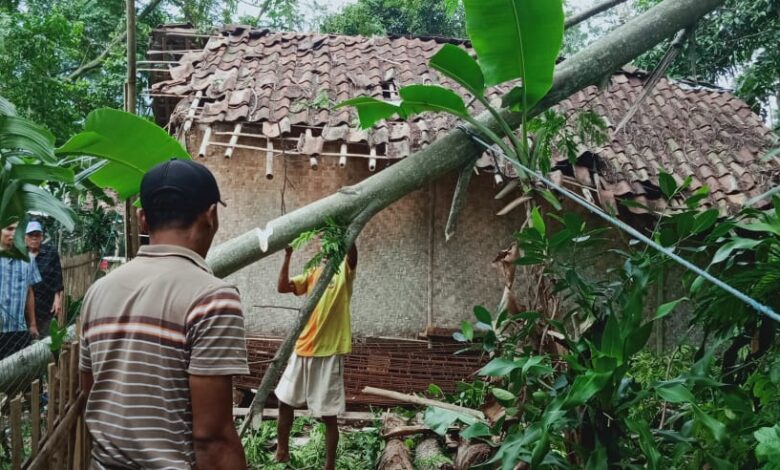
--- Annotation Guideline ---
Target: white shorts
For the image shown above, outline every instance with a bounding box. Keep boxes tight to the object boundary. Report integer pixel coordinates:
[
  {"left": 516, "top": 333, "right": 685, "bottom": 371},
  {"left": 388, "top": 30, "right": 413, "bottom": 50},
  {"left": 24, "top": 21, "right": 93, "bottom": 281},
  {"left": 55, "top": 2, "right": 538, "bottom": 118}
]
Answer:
[{"left": 274, "top": 353, "right": 346, "bottom": 417}]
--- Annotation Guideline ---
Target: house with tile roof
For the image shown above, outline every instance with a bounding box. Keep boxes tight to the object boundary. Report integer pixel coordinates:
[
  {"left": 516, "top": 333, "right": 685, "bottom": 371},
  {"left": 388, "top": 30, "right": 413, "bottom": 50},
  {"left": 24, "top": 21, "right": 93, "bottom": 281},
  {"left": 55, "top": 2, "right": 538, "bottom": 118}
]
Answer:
[{"left": 147, "top": 24, "right": 779, "bottom": 341}]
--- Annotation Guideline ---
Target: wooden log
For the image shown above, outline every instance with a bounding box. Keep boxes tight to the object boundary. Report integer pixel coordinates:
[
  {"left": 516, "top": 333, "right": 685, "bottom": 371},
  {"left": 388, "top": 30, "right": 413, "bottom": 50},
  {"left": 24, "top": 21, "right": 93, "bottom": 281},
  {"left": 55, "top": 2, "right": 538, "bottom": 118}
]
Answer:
[
  {"left": 58, "top": 350, "right": 69, "bottom": 420},
  {"left": 454, "top": 442, "right": 492, "bottom": 470},
  {"left": 26, "top": 393, "right": 86, "bottom": 470},
  {"left": 10, "top": 394, "right": 22, "bottom": 470},
  {"left": 415, "top": 437, "right": 454, "bottom": 470},
  {"left": 31, "top": 380, "right": 40, "bottom": 460},
  {"left": 68, "top": 343, "right": 78, "bottom": 404},
  {"left": 339, "top": 143, "right": 348, "bottom": 168},
  {"left": 378, "top": 415, "right": 414, "bottom": 470},
  {"left": 362, "top": 387, "right": 485, "bottom": 420},
  {"left": 224, "top": 122, "right": 242, "bottom": 158}
]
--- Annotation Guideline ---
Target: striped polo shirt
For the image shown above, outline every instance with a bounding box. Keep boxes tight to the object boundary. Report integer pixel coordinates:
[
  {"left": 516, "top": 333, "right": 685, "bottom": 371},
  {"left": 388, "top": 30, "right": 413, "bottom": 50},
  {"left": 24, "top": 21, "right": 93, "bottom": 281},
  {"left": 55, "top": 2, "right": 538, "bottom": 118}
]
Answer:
[{"left": 79, "top": 245, "right": 249, "bottom": 470}]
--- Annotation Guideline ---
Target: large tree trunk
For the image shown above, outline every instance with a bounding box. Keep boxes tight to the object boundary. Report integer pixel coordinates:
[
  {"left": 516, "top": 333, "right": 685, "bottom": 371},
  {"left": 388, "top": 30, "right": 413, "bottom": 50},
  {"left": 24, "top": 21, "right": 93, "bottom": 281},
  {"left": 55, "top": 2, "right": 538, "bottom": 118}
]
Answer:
[
  {"left": 0, "top": 0, "right": 727, "bottom": 411},
  {"left": 205, "top": 0, "right": 727, "bottom": 279}
]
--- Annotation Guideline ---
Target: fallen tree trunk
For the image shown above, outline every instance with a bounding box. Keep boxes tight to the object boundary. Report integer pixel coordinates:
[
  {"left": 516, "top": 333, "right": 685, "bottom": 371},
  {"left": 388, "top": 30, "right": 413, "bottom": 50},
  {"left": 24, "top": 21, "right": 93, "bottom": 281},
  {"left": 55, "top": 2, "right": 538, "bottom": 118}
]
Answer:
[
  {"left": 0, "top": 325, "right": 77, "bottom": 394},
  {"left": 416, "top": 437, "right": 454, "bottom": 470},
  {"left": 205, "top": 0, "right": 727, "bottom": 279},
  {"left": 378, "top": 415, "right": 415, "bottom": 470},
  {"left": 362, "top": 386, "right": 485, "bottom": 420},
  {"left": 455, "top": 442, "right": 492, "bottom": 470}
]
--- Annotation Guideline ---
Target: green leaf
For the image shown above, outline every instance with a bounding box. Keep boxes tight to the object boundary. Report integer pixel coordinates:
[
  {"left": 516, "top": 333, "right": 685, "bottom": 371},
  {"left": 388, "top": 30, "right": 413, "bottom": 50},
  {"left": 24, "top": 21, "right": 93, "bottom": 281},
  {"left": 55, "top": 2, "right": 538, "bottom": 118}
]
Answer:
[
  {"left": 530, "top": 206, "right": 545, "bottom": 235},
  {"left": 624, "top": 322, "right": 653, "bottom": 358},
  {"left": 429, "top": 44, "right": 485, "bottom": 97},
  {"left": 692, "top": 404, "right": 726, "bottom": 443},
  {"left": 491, "top": 387, "right": 516, "bottom": 401},
  {"left": 335, "top": 96, "right": 401, "bottom": 129},
  {"left": 601, "top": 314, "right": 623, "bottom": 361},
  {"left": 501, "top": 86, "right": 524, "bottom": 109},
  {"left": 656, "top": 383, "right": 695, "bottom": 403},
  {"left": 9, "top": 164, "right": 74, "bottom": 184},
  {"left": 654, "top": 297, "right": 688, "bottom": 321},
  {"left": 0, "top": 95, "right": 17, "bottom": 116},
  {"left": 755, "top": 425, "right": 780, "bottom": 462},
  {"left": 563, "top": 370, "right": 611, "bottom": 407},
  {"left": 0, "top": 115, "right": 56, "bottom": 162},
  {"left": 762, "top": 147, "right": 780, "bottom": 162},
  {"left": 460, "top": 320, "right": 474, "bottom": 341},
  {"left": 56, "top": 108, "right": 190, "bottom": 200},
  {"left": 685, "top": 186, "right": 710, "bottom": 209},
  {"left": 473, "top": 305, "right": 492, "bottom": 324},
  {"left": 461, "top": 422, "right": 493, "bottom": 440},
  {"left": 479, "top": 357, "right": 522, "bottom": 377},
  {"left": 625, "top": 419, "right": 662, "bottom": 470},
  {"left": 691, "top": 209, "right": 719, "bottom": 234},
  {"left": 427, "top": 383, "right": 443, "bottom": 397},
  {"left": 398, "top": 84, "right": 468, "bottom": 117},
  {"left": 423, "top": 407, "right": 478, "bottom": 436},
  {"left": 19, "top": 184, "right": 75, "bottom": 231},
  {"left": 739, "top": 221, "right": 780, "bottom": 237},
  {"left": 537, "top": 188, "right": 562, "bottom": 211},
  {"left": 463, "top": 0, "right": 564, "bottom": 107},
  {"left": 659, "top": 171, "right": 677, "bottom": 199},
  {"left": 711, "top": 238, "right": 762, "bottom": 264}
]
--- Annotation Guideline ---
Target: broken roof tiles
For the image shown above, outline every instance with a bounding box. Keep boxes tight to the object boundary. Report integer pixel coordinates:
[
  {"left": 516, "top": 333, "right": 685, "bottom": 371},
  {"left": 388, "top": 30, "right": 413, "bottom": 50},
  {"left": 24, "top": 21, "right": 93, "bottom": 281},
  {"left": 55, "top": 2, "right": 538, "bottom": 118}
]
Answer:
[{"left": 150, "top": 25, "right": 780, "bottom": 214}]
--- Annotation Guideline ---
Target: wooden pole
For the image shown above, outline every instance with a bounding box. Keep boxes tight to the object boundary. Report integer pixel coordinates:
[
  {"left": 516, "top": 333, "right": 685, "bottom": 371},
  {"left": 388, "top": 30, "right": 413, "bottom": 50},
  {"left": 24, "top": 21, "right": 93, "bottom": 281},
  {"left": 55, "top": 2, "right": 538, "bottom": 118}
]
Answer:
[
  {"left": 124, "top": 0, "right": 140, "bottom": 259},
  {"left": 362, "top": 387, "right": 485, "bottom": 420}
]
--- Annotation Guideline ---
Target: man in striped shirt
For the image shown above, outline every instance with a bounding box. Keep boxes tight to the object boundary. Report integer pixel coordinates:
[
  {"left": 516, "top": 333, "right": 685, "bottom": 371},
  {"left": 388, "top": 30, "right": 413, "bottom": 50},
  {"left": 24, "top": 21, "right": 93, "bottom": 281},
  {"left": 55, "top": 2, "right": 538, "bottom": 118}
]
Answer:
[{"left": 79, "top": 160, "right": 249, "bottom": 469}]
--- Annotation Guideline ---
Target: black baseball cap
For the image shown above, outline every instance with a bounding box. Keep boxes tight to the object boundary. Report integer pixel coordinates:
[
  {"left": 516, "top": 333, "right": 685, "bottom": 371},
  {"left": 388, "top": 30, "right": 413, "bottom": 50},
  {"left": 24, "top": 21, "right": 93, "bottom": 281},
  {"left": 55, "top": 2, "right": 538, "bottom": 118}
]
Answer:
[{"left": 140, "top": 159, "right": 226, "bottom": 211}]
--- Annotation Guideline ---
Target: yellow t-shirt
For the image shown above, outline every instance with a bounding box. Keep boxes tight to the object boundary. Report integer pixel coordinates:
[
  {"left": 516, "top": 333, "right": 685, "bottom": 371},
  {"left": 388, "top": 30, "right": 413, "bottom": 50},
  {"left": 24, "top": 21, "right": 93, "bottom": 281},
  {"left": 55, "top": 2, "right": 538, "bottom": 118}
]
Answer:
[{"left": 291, "top": 260, "right": 355, "bottom": 357}]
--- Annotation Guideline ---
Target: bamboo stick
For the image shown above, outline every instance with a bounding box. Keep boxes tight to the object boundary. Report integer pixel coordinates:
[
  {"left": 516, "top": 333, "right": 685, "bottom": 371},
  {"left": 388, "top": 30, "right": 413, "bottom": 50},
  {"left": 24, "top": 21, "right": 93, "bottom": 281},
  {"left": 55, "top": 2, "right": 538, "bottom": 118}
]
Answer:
[
  {"left": 361, "top": 387, "right": 485, "bottom": 420},
  {"left": 182, "top": 90, "right": 203, "bottom": 134},
  {"left": 207, "top": 141, "right": 389, "bottom": 159},
  {"left": 494, "top": 180, "right": 519, "bottom": 199},
  {"left": 339, "top": 143, "right": 348, "bottom": 168},
  {"left": 59, "top": 350, "right": 69, "bottom": 418},
  {"left": 31, "top": 380, "right": 41, "bottom": 460},
  {"left": 493, "top": 173, "right": 504, "bottom": 185},
  {"left": 69, "top": 343, "right": 78, "bottom": 405},
  {"left": 11, "top": 394, "right": 22, "bottom": 470},
  {"left": 497, "top": 196, "right": 532, "bottom": 216},
  {"left": 368, "top": 146, "right": 377, "bottom": 172},
  {"left": 224, "top": 123, "right": 242, "bottom": 158},
  {"left": 46, "top": 363, "right": 57, "bottom": 436},
  {"left": 198, "top": 126, "right": 212, "bottom": 158},
  {"left": 309, "top": 156, "right": 319, "bottom": 170},
  {"left": 265, "top": 139, "right": 274, "bottom": 179}
]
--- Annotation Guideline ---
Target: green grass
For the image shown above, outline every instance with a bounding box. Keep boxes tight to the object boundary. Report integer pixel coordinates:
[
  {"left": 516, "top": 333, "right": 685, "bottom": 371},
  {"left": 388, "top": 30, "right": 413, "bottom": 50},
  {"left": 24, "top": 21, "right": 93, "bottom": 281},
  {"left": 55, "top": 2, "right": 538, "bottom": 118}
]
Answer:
[{"left": 241, "top": 417, "right": 384, "bottom": 470}]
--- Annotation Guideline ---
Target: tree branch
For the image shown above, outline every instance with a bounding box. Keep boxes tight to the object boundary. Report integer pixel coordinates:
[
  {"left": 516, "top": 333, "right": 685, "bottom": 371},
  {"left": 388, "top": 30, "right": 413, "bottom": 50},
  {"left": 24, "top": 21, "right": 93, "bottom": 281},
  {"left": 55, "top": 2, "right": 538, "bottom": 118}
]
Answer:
[
  {"left": 66, "top": 0, "right": 164, "bottom": 81},
  {"left": 565, "top": 0, "right": 630, "bottom": 29}
]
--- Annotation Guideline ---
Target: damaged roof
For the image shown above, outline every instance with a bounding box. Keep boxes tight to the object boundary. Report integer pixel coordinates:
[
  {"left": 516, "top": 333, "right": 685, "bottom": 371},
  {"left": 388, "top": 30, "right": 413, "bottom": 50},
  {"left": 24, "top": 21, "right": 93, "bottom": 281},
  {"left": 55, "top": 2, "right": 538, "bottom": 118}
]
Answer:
[{"left": 150, "top": 25, "right": 779, "bottom": 214}]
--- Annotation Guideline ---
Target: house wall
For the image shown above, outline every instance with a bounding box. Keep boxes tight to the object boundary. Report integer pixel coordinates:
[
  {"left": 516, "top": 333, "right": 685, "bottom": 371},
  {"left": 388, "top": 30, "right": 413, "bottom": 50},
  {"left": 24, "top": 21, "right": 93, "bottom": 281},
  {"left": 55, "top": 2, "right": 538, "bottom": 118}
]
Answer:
[
  {"left": 189, "top": 129, "right": 522, "bottom": 338},
  {"left": 188, "top": 129, "right": 689, "bottom": 348}
]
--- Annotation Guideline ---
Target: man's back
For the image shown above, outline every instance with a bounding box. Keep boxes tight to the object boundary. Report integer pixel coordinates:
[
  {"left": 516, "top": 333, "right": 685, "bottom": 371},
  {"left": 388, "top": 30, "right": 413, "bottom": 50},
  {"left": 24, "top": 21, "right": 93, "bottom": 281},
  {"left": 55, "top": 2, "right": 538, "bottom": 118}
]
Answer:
[{"left": 79, "top": 245, "right": 248, "bottom": 469}]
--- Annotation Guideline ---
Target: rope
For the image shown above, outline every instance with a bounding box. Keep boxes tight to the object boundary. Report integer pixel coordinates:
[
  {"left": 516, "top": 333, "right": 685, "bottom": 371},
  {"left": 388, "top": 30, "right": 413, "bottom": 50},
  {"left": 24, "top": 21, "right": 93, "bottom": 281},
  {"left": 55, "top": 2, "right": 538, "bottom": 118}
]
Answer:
[{"left": 457, "top": 125, "right": 780, "bottom": 324}]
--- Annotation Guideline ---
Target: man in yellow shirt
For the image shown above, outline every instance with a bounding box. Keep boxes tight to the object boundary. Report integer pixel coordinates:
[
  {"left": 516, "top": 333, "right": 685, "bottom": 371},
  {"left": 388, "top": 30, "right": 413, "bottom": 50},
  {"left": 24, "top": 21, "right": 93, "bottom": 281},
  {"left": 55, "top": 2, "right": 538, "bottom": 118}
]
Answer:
[{"left": 274, "top": 241, "right": 357, "bottom": 470}]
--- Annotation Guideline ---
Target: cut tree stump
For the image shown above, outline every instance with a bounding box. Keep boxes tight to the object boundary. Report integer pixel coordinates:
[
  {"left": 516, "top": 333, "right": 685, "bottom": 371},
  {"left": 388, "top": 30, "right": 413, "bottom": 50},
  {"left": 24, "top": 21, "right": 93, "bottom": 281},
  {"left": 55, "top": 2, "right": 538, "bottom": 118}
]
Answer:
[
  {"left": 455, "top": 442, "right": 492, "bottom": 470},
  {"left": 377, "top": 415, "right": 414, "bottom": 470},
  {"left": 415, "top": 437, "right": 454, "bottom": 470}
]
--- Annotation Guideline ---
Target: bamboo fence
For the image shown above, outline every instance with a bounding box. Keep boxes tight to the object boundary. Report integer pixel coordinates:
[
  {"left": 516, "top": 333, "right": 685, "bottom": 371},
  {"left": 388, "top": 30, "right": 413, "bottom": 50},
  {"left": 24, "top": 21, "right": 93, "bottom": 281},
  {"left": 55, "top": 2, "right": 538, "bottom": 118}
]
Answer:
[{"left": 0, "top": 341, "right": 90, "bottom": 469}]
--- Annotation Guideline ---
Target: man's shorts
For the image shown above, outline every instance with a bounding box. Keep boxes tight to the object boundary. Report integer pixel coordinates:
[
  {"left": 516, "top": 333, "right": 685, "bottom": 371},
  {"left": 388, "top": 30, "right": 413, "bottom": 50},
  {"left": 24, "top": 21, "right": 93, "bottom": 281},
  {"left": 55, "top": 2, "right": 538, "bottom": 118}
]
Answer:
[{"left": 274, "top": 353, "right": 346, "bottom": 417}]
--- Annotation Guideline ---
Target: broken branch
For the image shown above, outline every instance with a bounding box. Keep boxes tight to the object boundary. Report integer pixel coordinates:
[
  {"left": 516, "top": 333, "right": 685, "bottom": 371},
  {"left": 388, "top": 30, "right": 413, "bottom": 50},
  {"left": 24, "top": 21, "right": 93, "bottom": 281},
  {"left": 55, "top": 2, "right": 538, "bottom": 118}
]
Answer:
[{"left": 362, "top": 386, "right": 485, "bottom": 420}]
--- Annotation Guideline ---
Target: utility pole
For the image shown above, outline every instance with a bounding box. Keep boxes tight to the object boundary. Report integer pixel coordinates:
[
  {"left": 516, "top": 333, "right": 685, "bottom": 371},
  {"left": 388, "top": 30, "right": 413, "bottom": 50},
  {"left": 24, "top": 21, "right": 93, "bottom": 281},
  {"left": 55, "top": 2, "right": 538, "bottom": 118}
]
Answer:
[{"left": 124, "top": 0, "right": 140, "bottom": 259}]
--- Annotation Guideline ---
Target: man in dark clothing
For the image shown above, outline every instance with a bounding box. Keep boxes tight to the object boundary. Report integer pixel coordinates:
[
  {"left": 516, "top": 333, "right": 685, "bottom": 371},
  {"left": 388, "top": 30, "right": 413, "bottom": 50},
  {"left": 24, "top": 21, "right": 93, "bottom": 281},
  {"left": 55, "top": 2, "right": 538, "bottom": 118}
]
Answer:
[{"left": 25, "top": 221, "right": 64, "bottom": 337}]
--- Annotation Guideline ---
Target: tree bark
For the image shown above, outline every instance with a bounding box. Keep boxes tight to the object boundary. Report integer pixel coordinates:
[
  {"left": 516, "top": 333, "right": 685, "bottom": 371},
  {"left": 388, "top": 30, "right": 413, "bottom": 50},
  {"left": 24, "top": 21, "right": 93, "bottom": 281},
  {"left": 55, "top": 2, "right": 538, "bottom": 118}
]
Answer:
[
  {"left": 378, "top": 415, "right": 415, "bottom": 470},
  {"left": 454, "top": 442, "right": 492, "bottom": 470},
  {"left": 415, "top": 437, "right": 454, "bottom": 470},
  {"left": 205, "top": 0, "right": 727, "bottom": 280}
]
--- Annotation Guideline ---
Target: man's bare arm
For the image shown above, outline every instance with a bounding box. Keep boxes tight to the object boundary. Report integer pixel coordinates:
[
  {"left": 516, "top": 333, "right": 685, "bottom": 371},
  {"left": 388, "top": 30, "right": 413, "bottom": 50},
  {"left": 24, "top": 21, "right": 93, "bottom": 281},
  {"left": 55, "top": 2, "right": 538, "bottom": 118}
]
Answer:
[
  {"left": 191, "top": 375, "right": 247, "bottom": 470},
  {"left": 25, "top": 287, "right": 38, "bottom": 339},
  {"left": 277, "top": 246, "right": 296, "bottom": 294}
]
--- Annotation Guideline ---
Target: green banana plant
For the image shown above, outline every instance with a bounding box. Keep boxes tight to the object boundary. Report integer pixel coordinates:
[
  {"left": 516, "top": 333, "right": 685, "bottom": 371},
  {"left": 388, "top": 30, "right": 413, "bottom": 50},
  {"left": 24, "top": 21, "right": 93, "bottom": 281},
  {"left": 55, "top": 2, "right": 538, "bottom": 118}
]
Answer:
[
  {"left": 0, "top": 96, "right": 75, "bottom": 258},
  {"left": 337, "top": 0, "right": 565, "bottom": 169}
]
